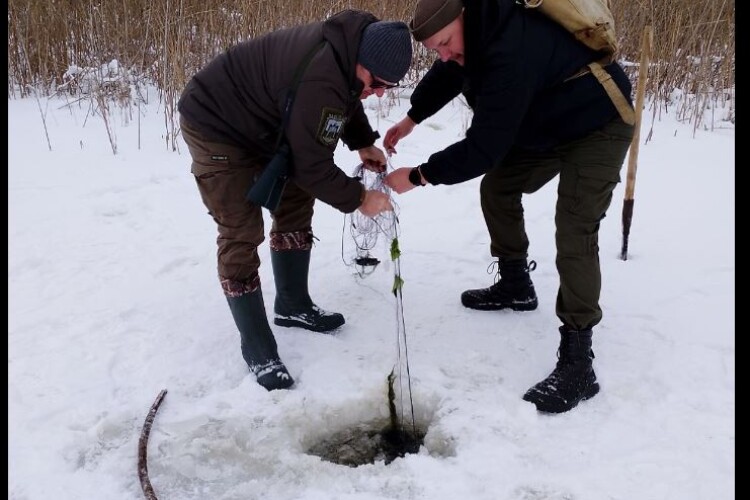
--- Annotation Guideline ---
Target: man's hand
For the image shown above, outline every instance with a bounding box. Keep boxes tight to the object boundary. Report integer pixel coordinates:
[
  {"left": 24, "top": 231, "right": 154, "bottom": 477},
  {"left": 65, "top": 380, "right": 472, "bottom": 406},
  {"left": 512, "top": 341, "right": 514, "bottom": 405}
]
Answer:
[
  {"left": 384, "top": 167, "right": 417, "bottom": 194},
  {"left": 383, "top": 116, "right": 416, "bottom": 155},
  {"left": 358, "top": 145, "right": 387, "bottom": 173},
  {"left": 358, "top": 190, "right": 393, "bottom": 217}
]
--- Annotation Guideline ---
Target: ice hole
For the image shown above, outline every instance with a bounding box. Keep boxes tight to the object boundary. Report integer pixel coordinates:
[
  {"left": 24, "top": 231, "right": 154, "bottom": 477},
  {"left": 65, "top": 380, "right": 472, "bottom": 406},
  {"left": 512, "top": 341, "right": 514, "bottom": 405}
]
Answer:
[{"left": 306, "top": 419, "right": 426, "bottom": 467}]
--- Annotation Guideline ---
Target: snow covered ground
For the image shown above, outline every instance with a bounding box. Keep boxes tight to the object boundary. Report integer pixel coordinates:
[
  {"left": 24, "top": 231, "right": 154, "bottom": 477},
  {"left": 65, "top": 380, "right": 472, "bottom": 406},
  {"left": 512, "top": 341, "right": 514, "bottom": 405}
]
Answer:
[{"left": 9, "top": 86, "right": 734, "bottom": 500}]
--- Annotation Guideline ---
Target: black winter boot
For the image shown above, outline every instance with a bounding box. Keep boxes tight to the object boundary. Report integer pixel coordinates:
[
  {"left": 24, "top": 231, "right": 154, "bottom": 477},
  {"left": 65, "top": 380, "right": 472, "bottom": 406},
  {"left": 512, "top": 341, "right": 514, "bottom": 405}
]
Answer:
[
  {"left": 522, "top": 327, "right": 599, "bottom": 413},
  {"left": 461, "top": 258, "right": 538, "bottom": 311},
  {"left": 227, "top": 288, "right": 294, "bottom": 391},
  {"left": 271, "top": 249, "right": 345, "bottom": 332}
]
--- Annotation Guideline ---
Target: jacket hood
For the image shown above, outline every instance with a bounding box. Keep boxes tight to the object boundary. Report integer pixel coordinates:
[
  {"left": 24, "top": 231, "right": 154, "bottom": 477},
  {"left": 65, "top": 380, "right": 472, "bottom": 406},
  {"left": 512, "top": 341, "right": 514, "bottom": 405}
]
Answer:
[{"left": 322, "top": 9, "right": 379, "bottom": 92}]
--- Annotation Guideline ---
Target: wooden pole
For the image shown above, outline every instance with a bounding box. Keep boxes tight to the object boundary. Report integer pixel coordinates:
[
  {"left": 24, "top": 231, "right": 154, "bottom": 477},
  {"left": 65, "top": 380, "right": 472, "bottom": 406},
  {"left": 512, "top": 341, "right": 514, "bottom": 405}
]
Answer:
[{"left": 621, "top": 25, "right": 653, "bottom": 261}]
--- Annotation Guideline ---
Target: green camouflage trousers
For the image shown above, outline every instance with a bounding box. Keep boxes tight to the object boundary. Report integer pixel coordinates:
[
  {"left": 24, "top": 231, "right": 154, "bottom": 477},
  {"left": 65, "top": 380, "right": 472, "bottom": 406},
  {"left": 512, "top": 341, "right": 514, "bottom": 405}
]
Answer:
[{"left": 480, "top": 117, "right": 634, "bottom": 330}]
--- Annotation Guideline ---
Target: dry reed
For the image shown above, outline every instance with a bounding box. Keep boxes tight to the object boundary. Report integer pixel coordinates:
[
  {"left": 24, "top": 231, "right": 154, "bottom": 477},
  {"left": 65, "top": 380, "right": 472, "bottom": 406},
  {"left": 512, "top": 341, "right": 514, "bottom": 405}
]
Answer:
[{"left": 8, "top": 0, "right": 734, "bottom": 137}]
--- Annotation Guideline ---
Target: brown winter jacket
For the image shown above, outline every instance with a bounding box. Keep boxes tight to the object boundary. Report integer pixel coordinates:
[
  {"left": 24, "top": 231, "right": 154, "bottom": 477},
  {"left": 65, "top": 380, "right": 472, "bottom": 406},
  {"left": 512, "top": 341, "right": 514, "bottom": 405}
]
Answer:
[{"left": 178, "top": 10, "right": 381, "bottom": 213}]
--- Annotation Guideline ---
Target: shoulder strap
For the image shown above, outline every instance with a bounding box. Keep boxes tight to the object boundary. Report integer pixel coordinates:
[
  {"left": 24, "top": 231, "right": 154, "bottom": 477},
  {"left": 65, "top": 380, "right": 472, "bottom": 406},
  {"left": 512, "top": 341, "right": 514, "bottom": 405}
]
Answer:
[
  {"left": 563, "top": 60, "right": 635, "bottom": 126},
  {"left": 276, "top": 40, "right": 327, "bottom": 149},
  {"left": 587, "top": 61, "right": 635, "bottom": 125}
]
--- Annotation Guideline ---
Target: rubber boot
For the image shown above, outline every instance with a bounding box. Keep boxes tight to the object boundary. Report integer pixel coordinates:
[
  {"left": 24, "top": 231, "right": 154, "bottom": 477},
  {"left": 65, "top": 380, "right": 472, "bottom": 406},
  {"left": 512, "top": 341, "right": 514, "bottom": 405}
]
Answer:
[
  {"left": 227, "top": 287, "right": 294, "bottom": 391},
  {"left": 461, "top": 258, "right": 538, "bottom": 311},
  {"left": 270, "top": 249, "right": 345, "bottom": 332},
  {"left": 522, "top": 326, "right": 599, "bottom": 413}
]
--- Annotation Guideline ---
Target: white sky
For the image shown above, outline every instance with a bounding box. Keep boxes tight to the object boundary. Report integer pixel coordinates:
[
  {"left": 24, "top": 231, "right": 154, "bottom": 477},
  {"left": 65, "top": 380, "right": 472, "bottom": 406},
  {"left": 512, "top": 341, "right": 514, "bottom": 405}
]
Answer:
[{"left": 9, "top": 85, "right": 734, "bottom": 500}]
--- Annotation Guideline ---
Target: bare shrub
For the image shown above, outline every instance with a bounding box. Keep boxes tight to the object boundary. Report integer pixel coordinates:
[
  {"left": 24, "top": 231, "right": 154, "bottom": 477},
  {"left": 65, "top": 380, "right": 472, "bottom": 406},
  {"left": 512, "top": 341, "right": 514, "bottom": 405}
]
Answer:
[{"left": 611, "top": 0, "right": 735, "bottom": 131}]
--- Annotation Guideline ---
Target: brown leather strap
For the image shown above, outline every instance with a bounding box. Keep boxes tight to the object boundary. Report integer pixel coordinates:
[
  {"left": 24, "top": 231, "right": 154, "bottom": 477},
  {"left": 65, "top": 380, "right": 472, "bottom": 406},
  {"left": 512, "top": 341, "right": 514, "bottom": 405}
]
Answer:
[{"left": 587, "top": 61, "right": 636, "bottom": 125}]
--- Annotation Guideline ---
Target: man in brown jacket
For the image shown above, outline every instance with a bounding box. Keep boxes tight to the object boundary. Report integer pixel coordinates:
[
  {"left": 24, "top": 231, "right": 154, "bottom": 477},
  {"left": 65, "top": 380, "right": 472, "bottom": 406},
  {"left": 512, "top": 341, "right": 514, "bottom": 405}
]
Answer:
[{"left": 178, "top": 10, "right": 413, "bottom": 391}]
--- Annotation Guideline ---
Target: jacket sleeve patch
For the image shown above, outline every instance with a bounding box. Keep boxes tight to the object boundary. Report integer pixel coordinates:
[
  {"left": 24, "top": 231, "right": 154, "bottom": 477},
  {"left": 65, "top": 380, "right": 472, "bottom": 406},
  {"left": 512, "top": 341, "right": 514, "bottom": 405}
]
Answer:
[{"left": 316, "top": 107, "right": 346, "bottom": 146}]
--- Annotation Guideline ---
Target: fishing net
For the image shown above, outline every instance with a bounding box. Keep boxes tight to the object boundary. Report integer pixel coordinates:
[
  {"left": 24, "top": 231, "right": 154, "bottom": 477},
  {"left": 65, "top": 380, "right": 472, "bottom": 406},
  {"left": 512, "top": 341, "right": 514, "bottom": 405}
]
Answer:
[{"left": 341, "top": 162, "right": 400, "bottom": 277}]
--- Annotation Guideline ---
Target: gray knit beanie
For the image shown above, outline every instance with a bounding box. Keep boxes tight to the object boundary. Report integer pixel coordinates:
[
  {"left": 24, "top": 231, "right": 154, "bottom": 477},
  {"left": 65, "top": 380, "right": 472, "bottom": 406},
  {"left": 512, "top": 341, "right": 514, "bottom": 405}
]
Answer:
[
  {"left": 357, "top": 21, "right": 413, "bottom": 84},
  {"left": 409, "top": 0, "right": 463, "bottom": 42}
]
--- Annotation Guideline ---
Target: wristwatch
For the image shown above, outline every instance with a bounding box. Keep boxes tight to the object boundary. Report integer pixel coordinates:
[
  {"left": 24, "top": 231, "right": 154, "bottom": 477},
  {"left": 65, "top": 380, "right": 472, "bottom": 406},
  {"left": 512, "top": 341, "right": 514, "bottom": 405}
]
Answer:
[{"left": 408, "top": 166, "right": 425, "bottom": 187}]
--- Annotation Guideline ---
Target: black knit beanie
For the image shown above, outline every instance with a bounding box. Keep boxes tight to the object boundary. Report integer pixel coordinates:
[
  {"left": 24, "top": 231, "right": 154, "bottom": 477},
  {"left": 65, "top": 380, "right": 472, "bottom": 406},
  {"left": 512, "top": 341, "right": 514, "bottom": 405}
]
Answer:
[
  {"left": 357, "top": 21, "right": 413, "bottom": 84},
  {"left": 409, "top": 0, "right": 464, "bottom": 42}
]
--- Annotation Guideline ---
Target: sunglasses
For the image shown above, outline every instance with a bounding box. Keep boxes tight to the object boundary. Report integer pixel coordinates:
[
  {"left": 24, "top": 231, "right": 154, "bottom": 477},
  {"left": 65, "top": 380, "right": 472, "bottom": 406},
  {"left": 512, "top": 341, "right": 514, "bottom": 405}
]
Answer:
[{"left": 370, "top": 79, "right": 400, "bottom": 90}]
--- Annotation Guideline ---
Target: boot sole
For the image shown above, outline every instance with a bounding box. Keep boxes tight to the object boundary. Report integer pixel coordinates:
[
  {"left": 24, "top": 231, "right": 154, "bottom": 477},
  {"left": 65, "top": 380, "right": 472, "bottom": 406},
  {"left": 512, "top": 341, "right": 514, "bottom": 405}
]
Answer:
[
  {"left": 460, "top": 300, "right": 539, "bottom": 312},
  {"left": 523, "top": 382, "right": 601, "bottom": 414},
  {"left": 274, "top": 317, "right": 344, "bottom": 333},
  {"left": 256, "top": 373, "right": 295, "bottom": 391}
]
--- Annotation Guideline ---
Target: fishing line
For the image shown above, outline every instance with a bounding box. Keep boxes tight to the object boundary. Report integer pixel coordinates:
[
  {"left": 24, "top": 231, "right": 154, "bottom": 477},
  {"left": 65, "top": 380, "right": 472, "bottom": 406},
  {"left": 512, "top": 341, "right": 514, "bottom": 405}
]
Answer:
[{"left": 342, "top": 160, "right": 416, "bottom": 437}]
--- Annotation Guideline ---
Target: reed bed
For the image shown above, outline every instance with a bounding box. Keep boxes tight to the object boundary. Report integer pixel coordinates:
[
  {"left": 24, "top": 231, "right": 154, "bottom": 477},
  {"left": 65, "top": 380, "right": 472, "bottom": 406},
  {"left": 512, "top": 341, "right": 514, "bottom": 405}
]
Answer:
[{"left": 8, "top": 0, "right": 734, "bottom": 139}]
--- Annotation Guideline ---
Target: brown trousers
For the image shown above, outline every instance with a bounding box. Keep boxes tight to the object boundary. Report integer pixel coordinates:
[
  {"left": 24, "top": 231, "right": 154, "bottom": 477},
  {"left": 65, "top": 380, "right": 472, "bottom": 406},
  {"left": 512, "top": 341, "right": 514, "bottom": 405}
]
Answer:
[
  {"left": 480, "top": 117, "right": 635, "bottom": 330},
  {"left": 180, "top": 117, "right": 315, "bottom": 296}
]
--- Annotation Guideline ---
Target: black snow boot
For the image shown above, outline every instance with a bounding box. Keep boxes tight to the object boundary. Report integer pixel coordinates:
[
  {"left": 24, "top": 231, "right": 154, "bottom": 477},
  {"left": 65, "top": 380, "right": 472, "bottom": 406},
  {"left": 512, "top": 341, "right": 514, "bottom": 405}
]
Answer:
[
  {"left": 227, "top": 288, "right": 294, "bottom": 391},
  {"left": 522, "top": 326, "right": 599, "bottom": 413},
  {"left": 271, "top": 249, "right": 345, "bottom": 333},
  {"left": 460, "top": 258, "right": 538, "bottom": 311}
]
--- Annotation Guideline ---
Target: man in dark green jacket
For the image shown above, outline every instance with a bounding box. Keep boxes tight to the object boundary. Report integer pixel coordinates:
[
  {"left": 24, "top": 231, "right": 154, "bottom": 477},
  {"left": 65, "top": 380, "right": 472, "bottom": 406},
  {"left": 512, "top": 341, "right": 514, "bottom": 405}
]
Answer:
[
  {"left": 384, "top": 0, "right": 634, "bottom": 413},
  {"left": 179, "top": 10, "right": 412, "bottom": 391}
]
